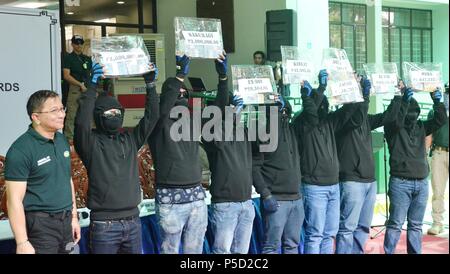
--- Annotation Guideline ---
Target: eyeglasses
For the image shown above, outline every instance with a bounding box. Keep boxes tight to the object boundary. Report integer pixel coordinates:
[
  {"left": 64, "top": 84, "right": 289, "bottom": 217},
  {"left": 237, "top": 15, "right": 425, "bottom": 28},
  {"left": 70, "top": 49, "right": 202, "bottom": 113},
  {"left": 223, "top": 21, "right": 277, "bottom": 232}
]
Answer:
[
  {"left": 102, "top": 109, "right": 122, "bottom": 118},
  {"left": 35, "top": 107, "right": 66, "bottom": 115}
]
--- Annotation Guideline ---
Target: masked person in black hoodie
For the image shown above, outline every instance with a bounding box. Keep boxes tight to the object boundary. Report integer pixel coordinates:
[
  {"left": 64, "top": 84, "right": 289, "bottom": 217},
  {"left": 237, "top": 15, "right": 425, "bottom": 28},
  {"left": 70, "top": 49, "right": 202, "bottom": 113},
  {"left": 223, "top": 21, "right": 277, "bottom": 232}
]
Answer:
[
  {"left": 202, "top": 52, "right": 258, "bottom": 254},
  {"left": 252, "top": 95, "right": 304, "bottom": 254},
  {"left": 334, "top": 78, "right": 386, "bottom": 254},
  {"left": 383, "top": 86, "right": 446, "bottom": 254},
  {"left": 148, "top": 55, "right": 207, "bottom": 254},
  {"left": 292, "top": 70, "right": 361, "bottom": 254},
  {"left": 73, "top": 62, "right": 159, "bottom": 254}
]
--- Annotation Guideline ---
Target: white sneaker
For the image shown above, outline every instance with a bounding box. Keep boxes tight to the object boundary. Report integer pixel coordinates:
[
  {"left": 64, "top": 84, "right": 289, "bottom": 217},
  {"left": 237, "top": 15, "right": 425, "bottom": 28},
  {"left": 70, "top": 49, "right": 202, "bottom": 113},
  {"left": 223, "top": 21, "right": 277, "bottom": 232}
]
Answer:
[{"left": 427, "top": 224, "right": 444, "bottom": 235}]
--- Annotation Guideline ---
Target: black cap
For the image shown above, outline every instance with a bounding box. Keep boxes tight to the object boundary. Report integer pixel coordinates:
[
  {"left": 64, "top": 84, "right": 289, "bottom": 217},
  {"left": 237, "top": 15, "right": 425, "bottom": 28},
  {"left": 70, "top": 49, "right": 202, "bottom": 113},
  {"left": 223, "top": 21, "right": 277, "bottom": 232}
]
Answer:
[{"left": 71, "top": 35, "right": 84, "bottom": 45}]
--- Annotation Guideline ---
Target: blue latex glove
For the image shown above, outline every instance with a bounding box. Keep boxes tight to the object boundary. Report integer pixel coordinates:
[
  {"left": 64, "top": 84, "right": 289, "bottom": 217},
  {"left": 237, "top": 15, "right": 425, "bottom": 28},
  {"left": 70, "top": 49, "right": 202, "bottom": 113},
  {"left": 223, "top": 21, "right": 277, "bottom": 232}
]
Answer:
[
  {"left": 275, "top": 95, "right": 286, "bottom": 112},
  {"left": 232, "top": 95, "right": 244, "bottom": 114},
  {"left": 143, "top": 63, "right": 158, "bottom": 84},
  {"left": 318, "top": 69, "right": 328, "bottom": 87},
  {"left": 91, "top": 63, "right": 104, "bottom": 85},
  {"left": 402, "top": 87, "right": 413, "bottom": 103},
  {"left": 176, "top": 55, "right": 190, "bottom": 78},
  {"left": 301, "top": 81, "right": 313, "bottom": 97},
  {"left": 431, "top": 88, "right": 442, "bottom": 104},
  {"left": 263, "top": 196, "right": 279, "bottom": 213},
  {"left": 361, "top": 77, "right": 371, "bottom": 98},
  {"left": 215, "top": 53, "right": 227, "bottom": 78}
]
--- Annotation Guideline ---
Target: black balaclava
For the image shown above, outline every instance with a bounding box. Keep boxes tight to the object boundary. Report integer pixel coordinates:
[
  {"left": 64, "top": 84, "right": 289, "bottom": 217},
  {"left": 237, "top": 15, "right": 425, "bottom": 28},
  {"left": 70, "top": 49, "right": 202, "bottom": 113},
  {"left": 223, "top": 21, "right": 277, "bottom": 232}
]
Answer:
[
  {"left": 94, "top": 94, "right": 124, "bottom": 135},
  {"left": 405, "top": 98, "right": 420, "bottom": 129}
]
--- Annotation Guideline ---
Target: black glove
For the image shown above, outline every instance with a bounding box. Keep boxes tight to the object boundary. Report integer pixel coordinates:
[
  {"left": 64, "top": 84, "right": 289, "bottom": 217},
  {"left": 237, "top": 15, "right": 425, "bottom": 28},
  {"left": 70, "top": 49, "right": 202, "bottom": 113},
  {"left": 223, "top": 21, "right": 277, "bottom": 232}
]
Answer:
[
  {"left": 176, "top": 55, "right": 190, "bottom": 79},
  {"left": 431, "top": 88, "right": 442, "bottom": 104},
  {"left": 263, "top": 195, "right": 279, "bottom": 213},
  {"left": 143, "top": 63, "right": 158, "bottom": 84}
]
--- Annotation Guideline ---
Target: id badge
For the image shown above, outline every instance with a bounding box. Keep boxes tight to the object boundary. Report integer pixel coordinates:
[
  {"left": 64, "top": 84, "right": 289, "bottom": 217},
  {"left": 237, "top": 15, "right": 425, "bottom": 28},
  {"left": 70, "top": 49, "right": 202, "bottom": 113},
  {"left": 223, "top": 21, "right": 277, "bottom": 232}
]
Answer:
[{"left": 83, "top": 63, "right": 88, "bottom": 70}]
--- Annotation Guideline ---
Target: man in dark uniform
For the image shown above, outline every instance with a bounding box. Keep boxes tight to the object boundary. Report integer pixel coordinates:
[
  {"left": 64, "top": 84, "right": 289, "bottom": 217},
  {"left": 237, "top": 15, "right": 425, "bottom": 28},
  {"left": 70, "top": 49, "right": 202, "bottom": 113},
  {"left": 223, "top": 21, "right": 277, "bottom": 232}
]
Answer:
[{"left": 63, "top": 35, "right": 92, "bottom": 141}]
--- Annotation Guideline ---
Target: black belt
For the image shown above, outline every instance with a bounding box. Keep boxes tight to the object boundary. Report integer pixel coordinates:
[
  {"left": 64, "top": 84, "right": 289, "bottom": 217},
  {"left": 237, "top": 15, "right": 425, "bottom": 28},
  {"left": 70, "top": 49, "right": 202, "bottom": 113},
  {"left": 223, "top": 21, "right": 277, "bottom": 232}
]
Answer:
[{"left": 26, "top": 210, "right": 72, "bottom": 220}]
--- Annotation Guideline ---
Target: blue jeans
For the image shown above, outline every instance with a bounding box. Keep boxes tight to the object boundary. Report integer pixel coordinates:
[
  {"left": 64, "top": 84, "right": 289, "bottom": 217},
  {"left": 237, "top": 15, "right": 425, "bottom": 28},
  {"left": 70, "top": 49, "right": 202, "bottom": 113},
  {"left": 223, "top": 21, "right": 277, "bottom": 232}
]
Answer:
[
  {"left": 384, "top": 176, "right": 429, "bottom": 254},
  {"left": 336, "top": 181, "right": 377, "bottom": 254},
  {"left": 89, "top": 215, "right": 142, "bottom": 254},
  {"left": 262, "top": 198, "right": 304, "bottom": 254},
  {"left": 156, "top": 200, "right": 208, "bottom": 254},
  {"left": 210, "top": 200, "right": 256, "bottom": 254},
  {"left": 302, "top": 183, "right": 340, "bottom": 254}
]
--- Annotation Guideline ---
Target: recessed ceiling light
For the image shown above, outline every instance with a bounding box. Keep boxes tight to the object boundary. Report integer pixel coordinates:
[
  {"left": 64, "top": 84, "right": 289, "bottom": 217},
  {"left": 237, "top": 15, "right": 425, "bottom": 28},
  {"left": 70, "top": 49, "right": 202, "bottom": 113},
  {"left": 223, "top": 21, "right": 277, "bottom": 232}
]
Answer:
[
  {"left": 117, "top": 1, "right": 125, "bottom": 4},
  {"left": 67, "top": 12, "right": 74, "bottom": 15}
]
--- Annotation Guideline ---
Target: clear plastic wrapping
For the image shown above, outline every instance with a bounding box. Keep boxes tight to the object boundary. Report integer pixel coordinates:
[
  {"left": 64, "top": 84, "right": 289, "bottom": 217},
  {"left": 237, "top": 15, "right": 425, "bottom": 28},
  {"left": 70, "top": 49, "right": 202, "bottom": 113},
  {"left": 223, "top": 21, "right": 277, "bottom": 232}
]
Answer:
[
  {"left": 91, "top": 35, "right": 150, "bottom": 77},
  {"left": 363, "top": 63, "right": 400, "bottom": 95},
  {"left": 281, "top": 46, "right": 315, "bottom": 85},
  {"left": 174, "top": 17, "right": 224, "bottom": 59},
  {"left": 322, "top": 48, "right": 363, "bottom": 106},
  {"left": 231, "top": 65, "right": 277, "bottom": 105},
  {"left": 403, "top": 62, "right": 443, "bottom": 92}
]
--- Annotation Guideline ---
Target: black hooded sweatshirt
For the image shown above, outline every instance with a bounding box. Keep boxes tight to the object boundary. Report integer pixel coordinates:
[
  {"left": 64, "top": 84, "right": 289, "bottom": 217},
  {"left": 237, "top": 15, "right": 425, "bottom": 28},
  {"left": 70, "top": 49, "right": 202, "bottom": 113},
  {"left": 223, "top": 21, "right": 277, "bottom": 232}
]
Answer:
[
  {"left": 74, "top": 83, "right": 159, "bottom": 221},
  {"left": 252, "top": 101, "right": 302, "bottom": 201},
  {"left": 148, "top": 77, "right": 202, "bottom": 189},
  {"left": 335, "top": 97, "right": 385, "bottom": 183},
  {"left": 383, "top": 96, "right": 446, "bottom": 179},
  {"left": 202, "top": 79, "right": 255, "bottom": 203},
  {"left": 292, "top": 87, "right": 359, "bottom": 186}
]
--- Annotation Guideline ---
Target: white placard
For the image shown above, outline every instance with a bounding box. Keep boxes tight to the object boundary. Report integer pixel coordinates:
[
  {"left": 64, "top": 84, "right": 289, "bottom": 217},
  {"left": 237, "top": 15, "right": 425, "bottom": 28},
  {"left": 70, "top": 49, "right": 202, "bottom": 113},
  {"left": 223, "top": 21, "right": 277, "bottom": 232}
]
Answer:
[
  {"left": 330, "top": 79, "right": 360, "bottom": 97},
  {"left": 182, "top": 31, "right": 221, "bottom": 47},
  {"left": 237, "top": 78, "right": 273, "bottom": 94},
  {"left": 285, "top": 60, "right": 313, "bottom": 75},
  {"left": 100, "top": 50, "right": 149, "bottom": 77},
  {"left": 410, "top": 70, "right": 441, "bottom": 91},
  {"left": 371, "top": 73, "right": 398, "bottom": 93}
]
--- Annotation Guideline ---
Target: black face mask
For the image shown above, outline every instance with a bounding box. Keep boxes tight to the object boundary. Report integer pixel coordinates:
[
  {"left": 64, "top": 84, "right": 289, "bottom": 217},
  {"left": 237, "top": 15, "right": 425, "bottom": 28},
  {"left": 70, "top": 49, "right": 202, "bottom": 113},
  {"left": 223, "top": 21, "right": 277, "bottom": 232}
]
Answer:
[
  {"left": 102, "top": 116, "right": 123, "bottom": 135},
  {"left": 175, "top": 97, "right": 189, "bottom": 108}
]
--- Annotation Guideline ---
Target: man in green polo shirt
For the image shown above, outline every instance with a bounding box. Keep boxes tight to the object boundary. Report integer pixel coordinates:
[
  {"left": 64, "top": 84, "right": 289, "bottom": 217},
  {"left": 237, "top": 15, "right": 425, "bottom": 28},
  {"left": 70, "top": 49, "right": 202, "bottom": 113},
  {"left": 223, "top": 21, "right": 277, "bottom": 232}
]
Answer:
[
  {"left": 63, "top": 35, "right": 92, "bottom": 141},
  {"left": 427, "top": 83, "right": 449, "bottom": 235},
  {"left": 5, "top": 90, "right": 81, "bottom": 254}
]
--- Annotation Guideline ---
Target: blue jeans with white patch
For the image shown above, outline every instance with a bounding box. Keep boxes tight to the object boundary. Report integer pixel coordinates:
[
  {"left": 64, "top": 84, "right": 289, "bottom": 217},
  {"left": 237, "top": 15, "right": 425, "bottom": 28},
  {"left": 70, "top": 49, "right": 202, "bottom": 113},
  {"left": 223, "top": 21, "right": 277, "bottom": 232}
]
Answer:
[
  {"left": 210, "top": 200, "right": 256, "bottom": 254},
  {"left": 156, "top": 200, "right": 208, "bottom": 254}
]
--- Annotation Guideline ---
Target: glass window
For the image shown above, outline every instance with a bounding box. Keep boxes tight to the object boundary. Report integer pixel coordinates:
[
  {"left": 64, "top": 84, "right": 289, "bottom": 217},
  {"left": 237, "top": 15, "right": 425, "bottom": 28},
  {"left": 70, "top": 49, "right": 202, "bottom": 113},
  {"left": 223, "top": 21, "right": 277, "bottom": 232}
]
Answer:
[
  {"left": 330, "top": 24, "right": 341, "bottom": 49},
  {"left": 422, "top": 30, "right": 432, "bottom": 62},
  {"left": 391, "top": 8, "right": 410, "bottom": 27},
  {"left": 355, "top": 25, "right": 366, "bottom": 73},
  {"left": 354, "top": 5, "right": 366, "bottom": 25},
  {"left": 412, "top": 10, "right": 431, "bottom": 28},
  {"left": 382, "top": 8, "right": 390, "bottom": 26},
  {"left": 143, "top": 0, "right": 154, "bottom": 25},
  {"left": 343, "top": 25, "right": 354, "bottom": 66},
  {"left": 401, "top": 29, "right": 411, "bottom": 62},
  {"left": 329, "top": 2, "right": 341, "bottom": 23},
  {"left": 382, "top": 27, "right": 389, "bottom": 62},
  {"left": 65, "top": 0, "right": 139, "bottom": 24},
  {"left": 342, "top": 4, "right": 355, "bottom": 24},
  {"left": 412, "top": 29, "right": 422, "bottom": 63},
  {"left": 382, "top": 7, "right": 432, "bottom": 77},
  {"left": 329, "top": 2, "right": 366, "bottom": 72}
]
